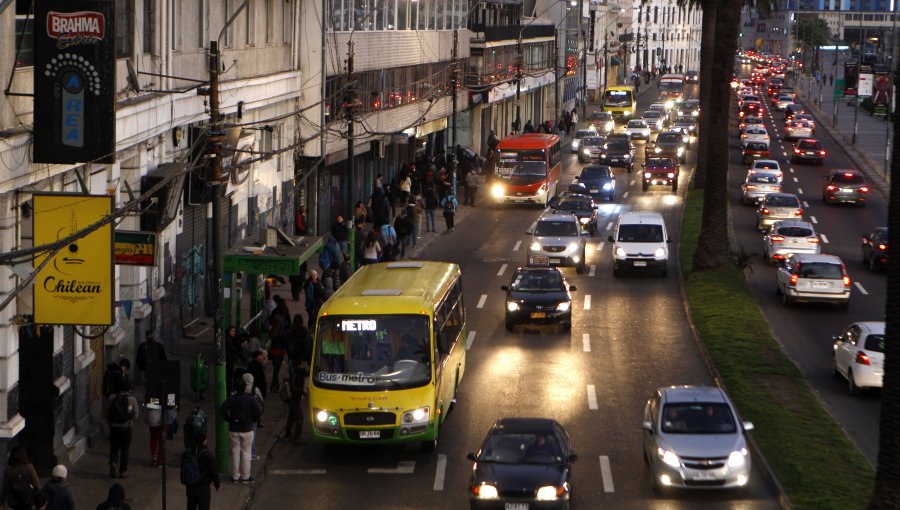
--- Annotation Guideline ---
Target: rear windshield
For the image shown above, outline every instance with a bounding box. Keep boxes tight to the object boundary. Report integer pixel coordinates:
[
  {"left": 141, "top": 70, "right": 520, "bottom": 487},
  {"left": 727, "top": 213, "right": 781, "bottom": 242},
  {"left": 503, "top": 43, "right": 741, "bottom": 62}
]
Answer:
[
  {"left": 766, "top": 195, "right": 799, "bottom": 207},
  {"left": 798, "top": 141, "right": 821, "bottom": 149},
  {"left": 675, "top": 116, "right": 694, "bottom": 124},
  {"left": 748, "top": 174, "right": 778, "bottom": 183},
  {"left": 606, "top": 141, "right": 630, "bottom": 150},
  {"left": 642, "top": 111, "right": 661, "bottom": 119},
  {"left": 865, "top": 334, "right": 885, "bottom": 353},
  {"left": 534, "top": 220, "right": 579, "bottom": 237},
  {"left": 617, "top": 224, "right": 664, "bottom": 242},
  {"left": 777, "top": 226, "right": 813, "bottom": 237},
  {"left": 797, "top": 262, "right": 842, "bottom": 279},
  {"left": 831, "top": 173, "right": 865, "bottom": 184}
]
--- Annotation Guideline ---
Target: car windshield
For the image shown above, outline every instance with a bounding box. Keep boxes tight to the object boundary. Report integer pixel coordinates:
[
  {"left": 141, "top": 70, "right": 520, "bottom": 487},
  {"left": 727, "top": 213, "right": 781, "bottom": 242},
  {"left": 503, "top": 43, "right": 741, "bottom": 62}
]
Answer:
[
  {"left": 778, "top": 95, "right": 793, "bottom": 101},
  {"left": 592, "top": 113, "right": 612, "bottom": 121},
  {"left": 480, "top": 433, "right": 562, "bottom": 464},
  {"left": 556, "top": 199, "right": 593, "bottom": 212},
  {"left": 661, "top": 403, "right": 737, "bottom": 434},
  {"left": 496, "top": 161, "right": 547, "bottom": 183},
  {"left": 617, "top": 224, "right": 664, "bottom": 242},
  {"left": 313, "top": 316, "right": 431, "bottom": 390},
  {"left": 797, "top": 262, "right": 842, "bottom": 279},
  {"left": 646, "top": 158, "right": 674, "bottom": 167},
  {"left": 534, "top": 220, "right": 579, "bottom": 237},
  {"left": 604, "top": 90, "right": 633, "bottom": 106},
  {"left": 765, "top": 195, "right": 800, "bottom": 207},
  {"left": 777, "top": 226, "right": 813, "bottom": 237},
  {"left": 582, "top": 137, "right": 604, "bottom": 147},
  {"left": 642, "top": 111, "right": 661, "bottom": 119},
  {"left": 748, "top": 174, "right": 777, "bottom": 183},
  {"left": 575, "top": 130, "right": 594, "bottom": 138},
  {"left": 627, "top": 121, "right": 646, "bottom": 128},
  {"left": 510, "top": 271, "right": 565, "bottom": 292},
  {"left": 832, "top": 173, "right": 865, "bottom": 184},
  {"left": 606, "top": 141, "right": 630, "bottom": 151},
  {"left": 657, "top": 133, "right": 682, "bottom": 143},
  {"left": 580, "top": 167, "right": 611, "bottom": 179},
  {"left": 675, "top": 116, "right": 694, "bottom": 124},
  {"left": 865, "top": 334, "right": 885, "bottom": 353}
]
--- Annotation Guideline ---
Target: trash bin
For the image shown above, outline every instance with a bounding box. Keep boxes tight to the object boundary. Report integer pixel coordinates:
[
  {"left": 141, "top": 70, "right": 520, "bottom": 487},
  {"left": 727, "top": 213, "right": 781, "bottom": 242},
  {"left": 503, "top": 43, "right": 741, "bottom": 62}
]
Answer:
[{"left": 190, "top": 353, "right": 209, "bottom": 396}]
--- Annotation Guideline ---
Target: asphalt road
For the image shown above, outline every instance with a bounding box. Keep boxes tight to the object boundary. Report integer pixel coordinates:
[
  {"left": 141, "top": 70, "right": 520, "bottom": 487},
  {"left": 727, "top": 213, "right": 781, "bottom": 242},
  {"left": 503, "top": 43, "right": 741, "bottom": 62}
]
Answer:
[
  {"left": 251, "top": 84, "right": 782, "bottom": 509},
  {"left": 730, "top": 66, "right": 887, "bottom": 465}
]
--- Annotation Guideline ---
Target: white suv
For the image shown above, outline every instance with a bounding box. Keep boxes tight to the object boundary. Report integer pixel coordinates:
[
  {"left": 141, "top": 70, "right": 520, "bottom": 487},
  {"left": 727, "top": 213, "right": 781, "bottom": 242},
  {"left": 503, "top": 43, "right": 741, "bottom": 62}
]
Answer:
[
  {"left": 526, "top": 213, "right": 589, "bottom": 273},
  {"left": 608, "top": 211, "right": 671, "bottom": 277}
]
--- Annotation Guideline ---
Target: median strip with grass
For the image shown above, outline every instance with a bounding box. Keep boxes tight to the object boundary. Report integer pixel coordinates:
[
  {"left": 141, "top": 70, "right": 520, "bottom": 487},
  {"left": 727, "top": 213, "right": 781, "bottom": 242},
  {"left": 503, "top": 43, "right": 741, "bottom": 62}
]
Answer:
[{"left": 679, "top": 185, "right": 875, "bottom": 509}]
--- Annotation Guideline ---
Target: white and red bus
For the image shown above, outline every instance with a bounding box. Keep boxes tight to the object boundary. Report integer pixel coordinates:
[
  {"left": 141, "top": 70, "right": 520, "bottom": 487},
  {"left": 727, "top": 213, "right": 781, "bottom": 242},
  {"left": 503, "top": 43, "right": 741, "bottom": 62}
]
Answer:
[
  {"left": 659, "top": 74, "right": 686, "bottom": 103},
  {"left": 490, "top": 133, "right": 562, "bottom": 207}
]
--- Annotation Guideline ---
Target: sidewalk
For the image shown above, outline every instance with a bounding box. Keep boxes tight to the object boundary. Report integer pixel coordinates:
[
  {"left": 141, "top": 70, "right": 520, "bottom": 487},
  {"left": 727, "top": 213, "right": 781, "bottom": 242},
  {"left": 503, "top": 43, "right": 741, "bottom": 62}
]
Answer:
[{"left": 792, "top": 75, "right": 893, "bottom": 197}]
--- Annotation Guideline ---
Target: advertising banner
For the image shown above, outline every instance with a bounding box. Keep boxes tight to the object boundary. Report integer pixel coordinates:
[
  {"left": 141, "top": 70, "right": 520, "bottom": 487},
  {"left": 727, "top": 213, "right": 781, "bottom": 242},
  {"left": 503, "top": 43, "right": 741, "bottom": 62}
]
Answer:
[
  {"left": 33, "top": 0, "right": 116, "bottom": 164},
  {"left": 33, "top": 194, "right": 113, "bottom": 325},
  {"left": 114, "top": 231, "right": 157, "bottom": 266},
  {"left": 858, "top": 73, "right": 873, "bottom": 97}
]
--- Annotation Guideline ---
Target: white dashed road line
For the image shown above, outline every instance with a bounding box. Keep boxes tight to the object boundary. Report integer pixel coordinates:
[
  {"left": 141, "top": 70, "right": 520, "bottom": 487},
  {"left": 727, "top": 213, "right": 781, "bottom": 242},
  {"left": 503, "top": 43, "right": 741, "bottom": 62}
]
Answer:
[
  {"left": 629, "top": 180, "right": 636, "bottom": 186},
  {"left": 600, "top": 456, "right": 615, "bottom": 493},
  {"left": 477, "top": 294, "right": 487, "bottom": 309},
  {"left": 797, "top": 187, "right": 804, "bottom": 195},
  {"left": 623, "top": 191, "right": 630, "bottom": 199},
  {"left": 583, "top": 295, "right": 592, "bottom": 310},
  {"left": 596, "top": 241, "right": 606, "bottom": 252},
  {"left": 270, "top": 469, "right": 327, "bottom": 475},
  {"left": 810, "top": 216, "right": 818, "bottom": 224},
  {"left": 820, "top": 234, "right": 829, "bottom": 244},
  {"left": 497, "top": 264, "right": 508, "bottom": 276},
  {"left": 583, "top": 333, "right": 591, "bottom": 352},
  {"left": 466, "top": 331, "right": 476, "bottom": 350},
  {"left": 854, "top": 282, "right": 869, "bottom": 295},
  {"left": 803, "top": 200, "right": 809, "bottom": 208},
  {"left": 605, "top": 221, "right": 614, "bottom": 231},
  {"left": 513, "top": 240, "right": 522, "bottom": 251},
  {"left": 368, "top": 461, "right": 416, "bottom": 474},
  {"left": 789, "top": 167, "right": 795, "bottom": 173},
  {"left": 587, "top": 385, "right": 598, "bottom": 410},
  {"left": 792, "top": 176, "right": 799, "bottom": 183},
  {"left": 589, "top": 264, "right": 596, "bottom": 277},
  {"left": 433, "top": 454, "right": 447, "bottom": 491}
]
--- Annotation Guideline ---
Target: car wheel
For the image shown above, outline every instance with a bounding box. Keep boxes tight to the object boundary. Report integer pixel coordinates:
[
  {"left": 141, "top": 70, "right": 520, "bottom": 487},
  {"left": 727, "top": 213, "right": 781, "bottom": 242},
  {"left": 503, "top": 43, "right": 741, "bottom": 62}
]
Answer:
[
  {"left": 832, "top": 355, "right": 841, "bottom": 378},
  {"left": 613, "top": 265, "right": 622, "bottom": 277},
  {"left": 422, "top": 429, "right": 438, "bottom": 452},
  {"left": 781, "top": 290, "right": 792, "bottom": 307},
  {"left": 858, "top": 201, "right": 866, "bottom": 208},
  {"left": 869, "top": 253, "right": 878, "bottom": 272},
  {"left": 642, "top": 181, "right": 649, "bottom": 192},
  {"left": 505, "top": 320, "right": 514, "bottom": 332},
  {"left": 848, "top": 370, "right": 861, "bottom": 396},
  {"left": 659, "top": 267, "right": 668, "bottom": 277}
]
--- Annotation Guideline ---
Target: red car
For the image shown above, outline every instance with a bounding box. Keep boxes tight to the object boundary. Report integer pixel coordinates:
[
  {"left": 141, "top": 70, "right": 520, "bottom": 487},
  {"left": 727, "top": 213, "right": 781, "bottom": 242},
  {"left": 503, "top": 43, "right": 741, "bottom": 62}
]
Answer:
[
  {"left": 739, "top": 102, "right": 763, "bottom": 118},
  {"left": 742, "top": 142, "right": 771, "bottom": 163}
]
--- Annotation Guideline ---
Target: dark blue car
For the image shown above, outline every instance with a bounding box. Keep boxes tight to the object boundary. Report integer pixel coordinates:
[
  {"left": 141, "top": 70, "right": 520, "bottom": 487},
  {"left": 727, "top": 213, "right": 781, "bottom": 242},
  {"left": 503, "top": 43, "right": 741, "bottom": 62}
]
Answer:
[{"left": 574, "top": 165, "right": 616, "bottom": 202}]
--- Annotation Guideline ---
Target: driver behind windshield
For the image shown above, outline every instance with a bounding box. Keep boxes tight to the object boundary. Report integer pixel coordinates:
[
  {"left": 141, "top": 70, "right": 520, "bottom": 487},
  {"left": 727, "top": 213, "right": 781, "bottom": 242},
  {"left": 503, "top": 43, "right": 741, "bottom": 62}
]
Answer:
[
  {"left": 394, "top": 334, "right": 427, "bottom": 363},
  {"left": 525, "top": 434, "right": 561, "bottom": 458}
]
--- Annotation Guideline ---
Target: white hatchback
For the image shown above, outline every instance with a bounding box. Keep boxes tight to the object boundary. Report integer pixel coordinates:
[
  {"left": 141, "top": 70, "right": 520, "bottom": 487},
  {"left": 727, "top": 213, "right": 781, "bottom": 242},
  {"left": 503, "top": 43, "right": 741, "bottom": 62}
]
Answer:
[
  {"left": 748, "top": 160, "right": 783, "bottom": 184},
  {"left": 832, "top": 321, "right": 885, "bottom": 395},
  {"left": 741, "top": 127, "right": 769, "bottom": 148},
  {"left": 763, "top": 220, "right": 821, "bottom": 264}
]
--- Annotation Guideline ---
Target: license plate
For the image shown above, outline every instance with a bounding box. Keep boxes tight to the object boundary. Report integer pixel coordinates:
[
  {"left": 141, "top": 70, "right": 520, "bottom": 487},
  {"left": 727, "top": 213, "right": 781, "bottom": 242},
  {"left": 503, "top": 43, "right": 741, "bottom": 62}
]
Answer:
[
  {"left": 549, "top": 258, "right": 561, "bottom": 265},
  {"left": 359, "top": 430, "right": 380, "bottom": 439},
  {"left": 590, "top": 188, "right": 599, "bottom": 193},
  {"left": 806, "top": 151, "right": 815, "bottom": 155},
  {"left": 692, "top": 471, "right": 717, "bottom": 481},
  {"left": 530, "top": 256, "right": 550, "bottom": 266},
  {"left": 633, "top": 261, "right": 647, "bottom": 267},
  {"left": 813, "top": 281, "right": 830, "bottom": 288},
  {"left": 841, "top": 188, "right": 854, "bottom": 192},
  {"left": 530, "top": 312, "right": 547, "bottom": 319},
  {"left": 505, "top": 504, "right": 528, "bottom": 510}
]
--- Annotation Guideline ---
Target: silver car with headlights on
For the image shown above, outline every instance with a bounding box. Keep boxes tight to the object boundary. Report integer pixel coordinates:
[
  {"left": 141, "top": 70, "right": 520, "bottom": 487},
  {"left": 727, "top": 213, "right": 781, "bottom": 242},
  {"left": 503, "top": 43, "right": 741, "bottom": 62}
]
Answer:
[
  {"left": 642, "top": 386, "right": 753, "bottom": 490},
  {"left": 526, "top": 213, "right": 589, "bottom": 274}
]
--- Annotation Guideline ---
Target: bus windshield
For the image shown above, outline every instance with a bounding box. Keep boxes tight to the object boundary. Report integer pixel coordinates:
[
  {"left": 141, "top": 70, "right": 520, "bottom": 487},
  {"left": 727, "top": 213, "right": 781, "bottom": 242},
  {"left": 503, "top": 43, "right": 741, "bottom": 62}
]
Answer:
[
  {"left": 660, "top": 81, "right": 684, "bottom": 94},
  {"left": 314, "top": 315, "right": 431, "bottom": 390},
  {"left": 604, "top": 90, "right": 633, "bottom": 106},
  {"left": 496, "top": 156, "right": 547, "bottom": 184}
]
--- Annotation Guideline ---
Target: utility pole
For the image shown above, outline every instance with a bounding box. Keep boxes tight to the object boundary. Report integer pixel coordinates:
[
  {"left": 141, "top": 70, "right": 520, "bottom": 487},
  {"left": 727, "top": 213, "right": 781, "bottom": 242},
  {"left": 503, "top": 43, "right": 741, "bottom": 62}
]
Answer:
[
  {"left": 207, "top": 40, "right": 229, "bottom": 473},
  {"left": 345, "top": 41, "right": 356, "bottom": 211},
  {"left": 853, "top": 12, "right": 862, "bottom": 145},
  {"left": 450, "top": 30, "right": 458, "bottom": 197},
  {"left": 553, "top": 34, "right": 560, "bottom": 124},
  {"left": 582, "top": 28, "right": 588, "bottom": 120},
  {"left": 514, "top": 38, "right": 523, "bottom": 133},
  {"left": 885, "top": 0, "right": 897, "bottom": 177}
]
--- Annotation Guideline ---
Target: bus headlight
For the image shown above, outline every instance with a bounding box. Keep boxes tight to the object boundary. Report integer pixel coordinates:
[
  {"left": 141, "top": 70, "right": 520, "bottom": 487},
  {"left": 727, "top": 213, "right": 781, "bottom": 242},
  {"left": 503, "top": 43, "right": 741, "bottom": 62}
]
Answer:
[
  {"left": 491, "top": 183, "right": 505, "bottom": 198},
  {"left": 314, "top": 409, "right": 341, "bottom": 434},
  {"left": 677, "top": 146, "right": 685, "bottom": 156},
  {"left": 654, "top": 147, "right": 662, "bottom": 153},
  {"left": 624, "top": 110, "right": 632, "bottom": 116},
  {"left": 402, "top": 406, "right": 430, "bottom": 424},
  {"left": 665, "top": 100, "right": 674, "bottom": 109}
]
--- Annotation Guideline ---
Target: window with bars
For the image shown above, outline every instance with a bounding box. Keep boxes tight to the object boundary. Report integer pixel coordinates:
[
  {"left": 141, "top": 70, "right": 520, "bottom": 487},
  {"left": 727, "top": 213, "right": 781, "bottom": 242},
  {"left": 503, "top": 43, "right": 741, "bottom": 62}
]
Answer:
[
  {"left": 117, "top": 0, "right": 134, "bottom": 58},
  {"left": 143, "top": 0, "right": 156, "bottom": 54}
]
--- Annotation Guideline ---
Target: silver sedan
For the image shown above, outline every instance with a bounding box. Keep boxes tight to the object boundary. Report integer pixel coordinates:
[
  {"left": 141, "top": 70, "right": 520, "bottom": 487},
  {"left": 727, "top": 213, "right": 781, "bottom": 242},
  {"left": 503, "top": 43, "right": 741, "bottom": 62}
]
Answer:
[{"left": 756, "top": 192, "right": 803, "bottom": 231}]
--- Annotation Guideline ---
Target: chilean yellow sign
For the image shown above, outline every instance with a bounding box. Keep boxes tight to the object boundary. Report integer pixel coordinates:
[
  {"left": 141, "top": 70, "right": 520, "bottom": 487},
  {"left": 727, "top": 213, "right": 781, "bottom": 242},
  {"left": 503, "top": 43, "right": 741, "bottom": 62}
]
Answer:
[{"left": 33, "top": 194, "right": 113, "bottom": 325}]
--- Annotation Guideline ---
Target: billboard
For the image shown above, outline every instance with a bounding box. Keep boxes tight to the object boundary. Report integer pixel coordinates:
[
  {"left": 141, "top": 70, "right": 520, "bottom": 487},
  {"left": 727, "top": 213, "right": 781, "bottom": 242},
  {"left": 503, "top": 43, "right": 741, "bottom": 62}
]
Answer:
[
  {"left": 114, "top": 231, "right": 157, "bottom": 266},
  {"left": 33, "top": 194, "right": 114, "bottom": 325},
  {"left": 33, "top": 0, "right": 116, "bottom": 164}
]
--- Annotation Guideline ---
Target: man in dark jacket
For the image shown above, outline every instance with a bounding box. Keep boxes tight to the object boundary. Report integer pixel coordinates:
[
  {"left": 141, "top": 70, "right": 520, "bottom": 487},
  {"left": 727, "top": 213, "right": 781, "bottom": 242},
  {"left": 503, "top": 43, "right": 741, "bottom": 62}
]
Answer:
[
  {"left": 393, "top": 209, "right": 412, "bottom": 258},
  {"left": 39, "top": 465, "right": 76, "bottom": 510},
  {"left": 182, "top": 434, "right": 221, "bottom": 510},
  {"left": 135, "top": 330, "right": 167, "bottom": 385},
  {"left": 247, "top": 350, "right": 268, "bottom": 401},
  {"left": 282, "top": 357, "right": 308, "bottom": 444},
  {"left": 219, "top": 379, "right": 262, "bottom": 483},
  {"left": 370, "top": 187, "right": 391, "bottom": 228}
]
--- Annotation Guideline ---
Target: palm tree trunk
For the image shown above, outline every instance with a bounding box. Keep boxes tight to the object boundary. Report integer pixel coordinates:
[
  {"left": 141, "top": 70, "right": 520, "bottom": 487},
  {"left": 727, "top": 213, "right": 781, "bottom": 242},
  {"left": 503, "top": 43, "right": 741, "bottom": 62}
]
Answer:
[
  {"left": 694, "top": 0, "right": 718, "bottom": 189},
  {"left": 867, "top": 72, "right": 900, "bottom": 510},
  {"left": 691, "top": 0, "right": 740, "bottom": 272}
]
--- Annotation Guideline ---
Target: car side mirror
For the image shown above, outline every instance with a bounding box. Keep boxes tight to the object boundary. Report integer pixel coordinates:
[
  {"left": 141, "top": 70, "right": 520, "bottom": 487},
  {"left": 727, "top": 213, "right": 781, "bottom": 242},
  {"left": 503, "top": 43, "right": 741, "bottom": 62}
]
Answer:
[
  {"left": 832, "top": 334, "right": 839, "bottom": 342},
  {"left": 742, "top": 421, "right": 755, "bottom": 432},
  {"left": 568, "top": 453, "right": 579, "bottom": 462},
  {"left": 569, "top": 285, "right": 577, "bottom": 292},
  {"left": 525, "top": 229, "right": 533, "bottom": 235},
  {"left": 641, "top": 421, "right": 653, "bottom": 432},
  {"left": 466, "top": 452, "right": 478, "bottom": 462},
  {"left": 501, "top": 285, "right": 509, "bottom": 291},
  {"left": 666, "top": 238, "right": 673, "bottom": 243},
  {"left": 607, "top": 235, "right": 615, "bottom": 243}
]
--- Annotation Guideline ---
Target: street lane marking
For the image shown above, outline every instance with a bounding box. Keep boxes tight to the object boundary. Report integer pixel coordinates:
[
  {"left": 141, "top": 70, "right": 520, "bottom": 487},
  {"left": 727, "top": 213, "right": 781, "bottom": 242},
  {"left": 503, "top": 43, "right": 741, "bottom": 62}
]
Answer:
[
  {"left": 854, "top": 282, "right": 869, "bottom": 295},
  {"left": 792, "top": 176, "right": 799, "bottom": 183},
  {"left": 497, "top": 264, "right": 508, "bottom": 276},
  {"left": 368, "top": 461, "right": 415, "bottom": 474},
  {"left": 820, "top": 234, "right": 829, "bottom": 244},
  {"left": 596, "top": 241, "right": 606, "bottom": 252},
  {"left": 803, "top": 200, "right": 810, "bottom": 208},
  {"left": 433, "top": 454, "right": 447, "bottom": 491},
  {"left": 583, "top": 295, "right": 591, "bottom": 310},
  {"left": 513, "top": 240, "right": 522, "bottom": 251},
  {"left": 790, "top": 167, "right": 795, "bottom": 173},
  {"left": 600, "top": 456, "right": 615, "bottom": 493},
  {"left": 629, "top": 180, "right": 635, "bottom": 186},
  {"left": 589, "top": 264, "right": 596, "bottom": 277},
  {"left": 797, "top": 187, "right": 803, "bottom": 195},
  {"left": 583, "top": 333, "right": 591, "bottom": 352},
  {"left": 466, "top": 331, "right": 476, "bottom": 350},
  {"left": 270, "top": 469, "right": 327, "bottom": 475},
  {"left": 477, "top": 294, "right": 487, "bottom": 309},
  {"left": 623, "top": 191, "right": 629, "bottom": 199},
  {"left": 587, "top": 385, "right": 598, "bottom": 410},
  {"left": 606, "top": 221, "right": 614, "bottom": 231},
  {"left": 810, "top": 216, "right": 818, "bottom": 224}
]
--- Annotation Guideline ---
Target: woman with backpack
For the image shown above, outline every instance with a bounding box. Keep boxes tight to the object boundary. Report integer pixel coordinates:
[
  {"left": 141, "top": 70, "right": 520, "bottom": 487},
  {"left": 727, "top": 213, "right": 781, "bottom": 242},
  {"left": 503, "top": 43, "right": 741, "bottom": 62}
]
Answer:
[
  {"left": 440, "top": 194, "right": 458, "bottom": 232},
  {"left": 0, "top": 446, "right": 40, "bottom": 510},
  {"left": 180, "top": 434, "right": 220, "bottom": 510}
]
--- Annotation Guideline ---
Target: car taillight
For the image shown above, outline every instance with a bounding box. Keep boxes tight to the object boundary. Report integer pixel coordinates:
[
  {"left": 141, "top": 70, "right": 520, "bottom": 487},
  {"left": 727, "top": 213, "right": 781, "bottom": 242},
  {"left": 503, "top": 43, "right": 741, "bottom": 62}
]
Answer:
[
  {"left": 742, "top": 134, "right": 748, "bottom": 138},
  {"left": 739, "top": 111, "right": 745, "bottom": 117},
  {"left": 807, "top": 237, "right": 820, "bottom": 244},
  {"left": 878, "top": 243, "right": 888, "bottom": 251},
  {"left": 761, "top": 208, "right": 770, "bottom": 215},
  {"left": 819, "top": 150, "right": 826, "bottom": 155},
  {"left": 794, "top": 148, "right": 801, "bottom": 153},
  {"left": 843, "top": 275, "right": 851, "bottom": 287},
  {"left": 773, "top": 185, "right": 782, "bottom": 191},
  {"left": 855, "top": 351, "right": 870, "bottom": 365},
  {"left": 825, "top": 185, "right": 837, "bottom": 191},
  {"left": 794, "top": 208, "right": 803, "bottom": 216},
  {"left": 860, "top": 187, "right": 869, "bottom": 193},
  {"left": 770, "top": 235, "right": 785, "bottom": 243},
  {"left": 744, "top": 184, "right": 757, "bottom": 190},
  {"left": 789, "top": 273, "right": 799, "bottom": 285}
]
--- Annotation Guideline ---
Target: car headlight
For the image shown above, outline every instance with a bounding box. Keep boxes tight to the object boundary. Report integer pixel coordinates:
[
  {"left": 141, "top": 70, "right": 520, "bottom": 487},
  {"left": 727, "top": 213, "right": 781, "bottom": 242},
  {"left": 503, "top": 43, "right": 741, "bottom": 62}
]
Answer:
[
  {"left": 507, "top": 301, "right": 520, "bottom": 312},
  {"left": 556, "top": 302, "right": 571, "bottom": 312},
  {"left": 692, "top": 110, "right": 699, "bottom": 117},
  {"left": 536, "top": 486, "right": 562, "bottom": 501},
  {"left": 567, "top": 242, "right": 579, "bottom": 252},
  {"left": 606, "top": 122, "right": 614, "bottom": 131},
  {"left": 530, "top": 242, "right": 541, "bottom": 251},
  {"left": 615, "top": 247, "right": 627, "bottom": 259},
  {"left": 624, "top": 110, "right": 632, "bottom": 116},
  {"left": 654, "top": 147, "right": 662, "bottom": 153},
  {"left": 402, "top": 406, "right": 430, "bottom": 424},
  {"left": 727, "top": 449, "right": 748, "bottom": 468},
  {"left": 623, "top": 153, "right": 631, "bottom": 159},
  {"left": 600, "top": 153, "right": 607, "bottom": 158},
  {"left": 658, "top": 448, "right": 681, "bottom": 468},
  {"left": 665, "top": 100, "right": 674, "bottom": 109},
  {"left": 602, "top": 182, "right": 613, "bottom": 190},
  {"left": 582, "top": 148, "right": 590, "bottom": 155},
  {"left": 491, "top": 183, "right": 505, "bottom": 198},
  {"left": 579, "top": 217, "right": 590, "bottom": 224},
  {"left": 474, "top": 484, "right": 499, "bottom": 499},
  {"left": 677, "top": 147, "right": 685, "bottom": 155},
  {"left": 571, "top": 142, "right": 578, "bottom": 150},
  {"left": 667, "top": 172, "right": 676, "bottom": 178},
  {"left": 654, "top": 247, "right": 667, "bottom": 259},
  {"left": 644, "top": 172, "right": 652, "bottom": 179}
]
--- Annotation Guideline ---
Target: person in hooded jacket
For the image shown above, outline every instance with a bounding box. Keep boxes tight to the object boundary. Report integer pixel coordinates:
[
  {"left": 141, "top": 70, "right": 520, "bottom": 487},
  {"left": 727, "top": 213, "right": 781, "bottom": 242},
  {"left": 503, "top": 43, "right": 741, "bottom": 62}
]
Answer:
[
  {"left": 370, "top": 187, "right": 391, "bottom": 228},
  {"left": 0, "top": 446, "right": 40, "bottom": 510},
  {"left": 95, "top": 483, "right": 130, "bottom": 510},
  {"left": 39, "top": 465, "right": 76, "bottom": 510}
]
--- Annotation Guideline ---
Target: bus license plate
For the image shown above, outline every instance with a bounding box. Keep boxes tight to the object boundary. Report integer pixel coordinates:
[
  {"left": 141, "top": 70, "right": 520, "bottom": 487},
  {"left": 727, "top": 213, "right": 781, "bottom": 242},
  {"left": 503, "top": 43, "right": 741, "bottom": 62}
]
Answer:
[
  {"left": 359, "top": 430, "right": 381, "bottom": 439},
  {"left": 633, "top": 261, "right": 647, "bottom": 267},
  {"left": 530, "top": 312, "right": 546, "bottom": 319},
  {"left": 505, "top": 504, "right": 528, "bottom": 510}
]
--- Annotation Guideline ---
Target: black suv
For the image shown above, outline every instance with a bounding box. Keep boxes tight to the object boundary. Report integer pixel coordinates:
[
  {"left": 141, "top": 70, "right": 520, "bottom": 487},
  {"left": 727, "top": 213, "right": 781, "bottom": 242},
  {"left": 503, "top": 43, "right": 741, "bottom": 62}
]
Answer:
[
  {"left": 598, "top": 136, "right": 635, "bottom": 172},
  {"left": 822, "top": 169, "right": 868, "bottom": 206}
]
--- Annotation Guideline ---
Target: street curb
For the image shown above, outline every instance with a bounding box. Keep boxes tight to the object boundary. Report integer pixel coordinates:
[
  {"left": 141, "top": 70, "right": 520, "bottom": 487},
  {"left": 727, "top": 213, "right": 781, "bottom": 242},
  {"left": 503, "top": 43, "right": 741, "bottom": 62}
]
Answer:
[{"left": 677, "top": 170, "right": 793, "bottom": 509}]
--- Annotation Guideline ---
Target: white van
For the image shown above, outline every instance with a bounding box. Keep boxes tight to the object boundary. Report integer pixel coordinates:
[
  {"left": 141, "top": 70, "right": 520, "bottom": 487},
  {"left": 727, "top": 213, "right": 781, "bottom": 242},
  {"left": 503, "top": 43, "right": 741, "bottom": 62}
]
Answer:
[{"left": 608, "top": 211, "right": 671, "bottom": 277}]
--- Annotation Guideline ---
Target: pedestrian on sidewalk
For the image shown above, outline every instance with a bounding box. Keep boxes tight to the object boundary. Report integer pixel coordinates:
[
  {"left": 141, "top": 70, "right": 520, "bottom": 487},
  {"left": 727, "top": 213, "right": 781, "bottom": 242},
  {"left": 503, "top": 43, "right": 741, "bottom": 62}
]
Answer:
[
  {"left": 145, "top": 400, "right": 178, "bottom": 467},
  {"left": 241, "top": 372, "right": 266, "bottom": 461},
  {"left": 408, "top": 196, "right": 424, "bottom": 247},
  {"left": 394, "top": 209, "right": 412, "bottom": 258},
  {"left": 464, "top": 170, "right": 478, "bottom": 206},
  {"left": 282, "top": 357, "right": 308, "bottom": 444},
  {"left": 440, "top": 194, "right": 458, "bottom": 232},
  {"left": 564, "top": 110, "right": 573, "bottom": 135},
  {"left": 287, "top": 315, "right": 310, "bottom": 364},
  {"left": 102, "top": 359, "right": 131, "bottom": 400},
  {"left": 108, "top": 381, "right": 139, "bottom": 479},
  {"left": 219, "top": 377, "right": 262, "bottom": 484},
  {"left": 303, "top": 270, "right": 326, "bottom": 329},
  {"left": 135, "top": 330, "right": 167, "bottom": 386},
  {"left": 829, "top": 74, "right": 833, "bottom": 86},
  {"left": 1, "top": 446, "right": 40, "bottom": 510},
  {"left": 39, "top": 465, "right": 76, "bottom": 510},
  {"left": 95, "top": 483, "right": 130, "bottom": 510},
  {"left": 570, "top": 108, "right": 579, "bottom": 129},
  {"left": 360, "top": 231, "right": 382, "bottom": 265},
  {"left": 423, "top": 186, "right": 438, "bottom": 233},
  {"left": 180, "top": 435, "right": 220, "bottom": 510}
]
